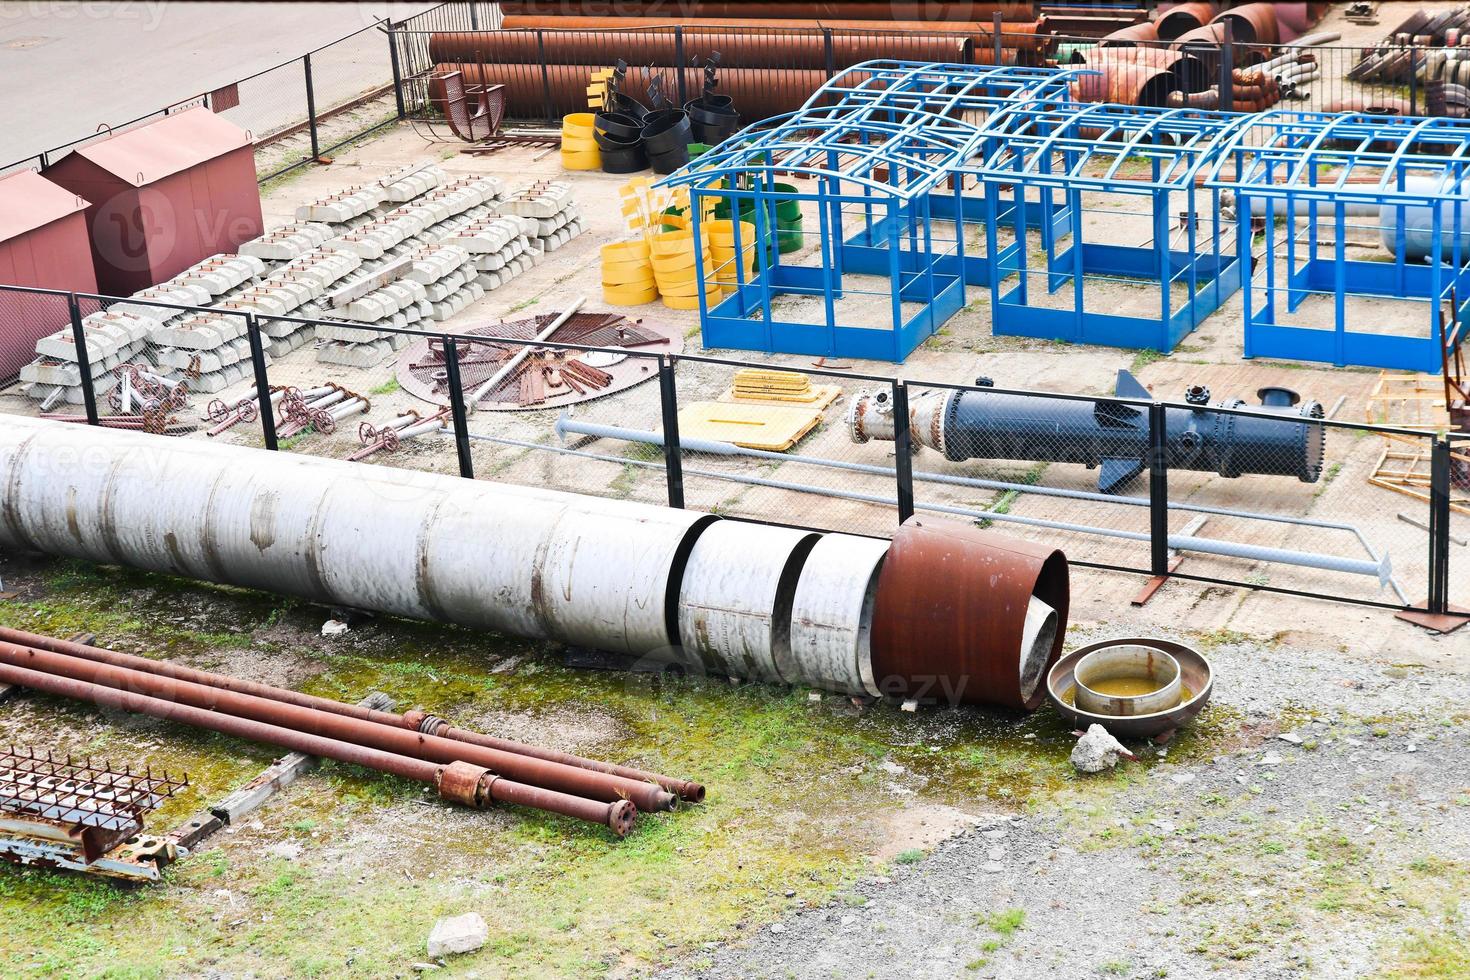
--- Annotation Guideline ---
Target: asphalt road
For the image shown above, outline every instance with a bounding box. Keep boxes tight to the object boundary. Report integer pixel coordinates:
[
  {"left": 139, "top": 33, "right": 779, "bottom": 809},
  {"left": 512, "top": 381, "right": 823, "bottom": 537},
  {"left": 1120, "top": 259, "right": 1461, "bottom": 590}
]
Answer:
[{"left": 0, "top": 1, "right": 436, "bottom": 163}]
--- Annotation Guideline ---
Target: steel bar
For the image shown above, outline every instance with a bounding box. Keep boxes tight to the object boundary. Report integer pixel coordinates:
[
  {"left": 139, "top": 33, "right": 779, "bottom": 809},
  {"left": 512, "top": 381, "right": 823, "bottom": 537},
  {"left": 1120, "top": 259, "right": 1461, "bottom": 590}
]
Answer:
[
  {"left": 0, "top": 658, "right": 636, "bottom": 835},
  {"left": 495, "top": 430, "right": 1396, "bottom": 587},
  {"left": 0, "top": 626, "right": 703, "bottom": 803},
  {"left": 552, "top": 416, "right": 1405, "bottom": 600},
  {"left": 0, "top": 641, "right": 676, "bottom": 813}
]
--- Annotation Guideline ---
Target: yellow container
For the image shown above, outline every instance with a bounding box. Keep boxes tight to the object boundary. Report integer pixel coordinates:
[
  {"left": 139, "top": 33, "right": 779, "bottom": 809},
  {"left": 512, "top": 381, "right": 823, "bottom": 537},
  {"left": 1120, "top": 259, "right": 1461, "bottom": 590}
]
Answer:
[
  {"left": 602, "top": 240, "right": 650, "bottom": 262},
  {"left": 706, "top": 219, "right": 757, "bottom": 248},
  {"left": 650, "top": 229, "right": 702, "bottom": 256},
  {"left": 650, "top": 249, "right": 708, "bottom": 276},
  {"left": 562, "top": 134, "right": 599, "bottom": 153},
  {"left": 603, "top": 281, "right": 660, "bottom": 306},
  {"left": 561, "top": 148, "right": 601, "bottom": 170},
  {"left": 562, "top": 112, "right": 596, "bottom": 139},
  {"left": 602, "top": 257, "right": 655, "bottom": 284},
  {"left": 661, "top": 292, "right": 703, "bottom": 310}
]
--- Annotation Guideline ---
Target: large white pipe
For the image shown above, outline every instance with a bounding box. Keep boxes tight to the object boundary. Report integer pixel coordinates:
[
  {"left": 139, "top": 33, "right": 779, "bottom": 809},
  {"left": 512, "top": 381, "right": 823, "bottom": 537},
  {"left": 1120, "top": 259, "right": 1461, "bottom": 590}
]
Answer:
[{"left": 0, "top": 416, "right": 923, "bottom": 699}]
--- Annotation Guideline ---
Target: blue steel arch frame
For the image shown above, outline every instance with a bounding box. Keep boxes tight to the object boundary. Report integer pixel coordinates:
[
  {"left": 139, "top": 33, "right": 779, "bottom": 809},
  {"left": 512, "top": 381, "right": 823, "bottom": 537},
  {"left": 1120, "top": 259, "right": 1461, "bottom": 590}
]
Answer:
[
  {"left": 1205, "top": 111, "right": 1470, "bottom": 372},
  {"left": 658, "top": 61, "right": 1088, "bottom": 362},
  {"left": 954, "top": 100, "right": 1250, "bottom": 353}
]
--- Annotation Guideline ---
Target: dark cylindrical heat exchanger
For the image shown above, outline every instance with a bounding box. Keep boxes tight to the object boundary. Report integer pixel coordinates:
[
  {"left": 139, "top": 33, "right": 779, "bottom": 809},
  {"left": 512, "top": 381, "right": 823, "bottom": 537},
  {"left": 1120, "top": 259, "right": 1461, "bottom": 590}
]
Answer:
[{"left": 848, "top": 370, "right": 1325, "bottom": 493}]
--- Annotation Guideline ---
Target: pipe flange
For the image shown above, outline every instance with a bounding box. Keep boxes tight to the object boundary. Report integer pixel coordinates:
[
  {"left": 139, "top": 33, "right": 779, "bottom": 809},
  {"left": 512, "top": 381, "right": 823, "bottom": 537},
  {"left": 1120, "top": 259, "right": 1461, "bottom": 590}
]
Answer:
[{"left": 416, "top": 713, "right": 450, "bottom": 736}]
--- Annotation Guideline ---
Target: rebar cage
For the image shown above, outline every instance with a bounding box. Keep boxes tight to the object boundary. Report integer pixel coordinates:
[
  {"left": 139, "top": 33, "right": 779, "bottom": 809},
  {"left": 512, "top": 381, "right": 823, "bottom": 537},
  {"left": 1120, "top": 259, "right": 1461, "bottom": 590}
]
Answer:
[
  {"left": 955, "top": 101, "right": 1248, "bottom": 353},
  {"left": 1206, "top": 111, "right": 1470, "bottom": 372},
  {"left": 658, "top": 61, "right": 1086, "bottom": 361}
]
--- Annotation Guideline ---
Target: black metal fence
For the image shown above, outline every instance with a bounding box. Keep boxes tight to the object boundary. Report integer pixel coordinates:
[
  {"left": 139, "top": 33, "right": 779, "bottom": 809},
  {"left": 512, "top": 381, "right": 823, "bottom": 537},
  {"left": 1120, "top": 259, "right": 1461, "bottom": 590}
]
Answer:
[{"left": 2, "top": 280, "right": 1463, "bottom": 624}]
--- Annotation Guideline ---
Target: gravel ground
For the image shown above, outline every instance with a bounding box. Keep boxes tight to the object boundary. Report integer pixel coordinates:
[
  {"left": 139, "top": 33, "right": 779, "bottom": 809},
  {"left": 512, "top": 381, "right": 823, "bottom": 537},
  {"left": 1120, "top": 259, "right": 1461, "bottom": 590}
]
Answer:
[{"left": 659, "top": 630, "right": 1470, "bottom": 980}]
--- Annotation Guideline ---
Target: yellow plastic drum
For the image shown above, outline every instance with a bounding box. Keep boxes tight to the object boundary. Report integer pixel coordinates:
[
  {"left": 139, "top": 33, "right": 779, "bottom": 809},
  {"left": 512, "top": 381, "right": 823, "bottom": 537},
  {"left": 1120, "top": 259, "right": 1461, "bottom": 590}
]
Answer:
[
  {"left": 562, "top": 113, "right": 596, "bottom": 139},
  {"left": 603, "top": 281, "right": 660, "bottom": 306},
  {"left": 602, "top": 240, "right": 650, "bottom": 263},
  {"left": 561, "top": 148, "right": 601, "bottom": 170}
]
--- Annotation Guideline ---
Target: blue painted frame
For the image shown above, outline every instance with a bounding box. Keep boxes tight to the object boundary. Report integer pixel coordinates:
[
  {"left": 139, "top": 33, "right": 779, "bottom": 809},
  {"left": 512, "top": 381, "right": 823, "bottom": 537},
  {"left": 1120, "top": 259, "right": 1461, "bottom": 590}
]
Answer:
[{"left": 1206, "top": 111, "right": 1470, "bottom": 372}]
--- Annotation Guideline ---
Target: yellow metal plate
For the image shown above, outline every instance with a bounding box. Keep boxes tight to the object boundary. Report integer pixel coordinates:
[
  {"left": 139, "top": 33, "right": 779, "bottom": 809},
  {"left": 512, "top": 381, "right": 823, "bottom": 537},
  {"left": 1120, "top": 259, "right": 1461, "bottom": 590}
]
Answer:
[{"left": 676, "top": 401, "right": 823, "bottom": 451}]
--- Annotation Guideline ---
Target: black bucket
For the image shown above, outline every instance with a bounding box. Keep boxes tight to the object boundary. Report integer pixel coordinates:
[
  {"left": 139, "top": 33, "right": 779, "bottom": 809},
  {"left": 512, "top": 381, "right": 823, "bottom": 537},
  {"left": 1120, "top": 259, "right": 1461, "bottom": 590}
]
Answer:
[
  {"left": 648, "top": 144, "right": 691, "bottom": 175},
  {"left": 595, "top": 111, "right": 642, "bottom": 142},
  {"left": 601, "top": 142, "right": 649, "bottom": 173},
  {"left": 641, "top": 108, "right": 692, "bottom": 155}
]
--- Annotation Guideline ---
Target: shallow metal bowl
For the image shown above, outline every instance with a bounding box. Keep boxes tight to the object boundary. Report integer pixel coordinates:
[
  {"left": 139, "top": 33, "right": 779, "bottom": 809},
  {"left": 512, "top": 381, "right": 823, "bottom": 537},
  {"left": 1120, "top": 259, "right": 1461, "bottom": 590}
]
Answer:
[
  {"left": 1046, "top": 638, "right": 1214, "bottom": 739},
  {"left": 1074, "top": 644, "right": 1182, "bottom": 717}
]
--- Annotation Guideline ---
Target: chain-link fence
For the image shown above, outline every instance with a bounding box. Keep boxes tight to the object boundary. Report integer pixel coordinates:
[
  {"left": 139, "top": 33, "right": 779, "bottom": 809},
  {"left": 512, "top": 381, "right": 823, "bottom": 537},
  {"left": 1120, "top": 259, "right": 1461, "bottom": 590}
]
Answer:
[{"left": 2, "top": 279, "right": 1460, "bottom": 621}]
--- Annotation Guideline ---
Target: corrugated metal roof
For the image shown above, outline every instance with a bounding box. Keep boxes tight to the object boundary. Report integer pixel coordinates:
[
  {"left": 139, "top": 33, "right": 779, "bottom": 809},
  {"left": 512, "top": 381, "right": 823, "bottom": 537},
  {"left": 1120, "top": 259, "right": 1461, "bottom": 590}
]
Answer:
[
  {"left": 72, "top": 107, "right": 252, "bottom": 186},
  {"left": 0, "top": 170, "right": 90, "bottom": 242}
]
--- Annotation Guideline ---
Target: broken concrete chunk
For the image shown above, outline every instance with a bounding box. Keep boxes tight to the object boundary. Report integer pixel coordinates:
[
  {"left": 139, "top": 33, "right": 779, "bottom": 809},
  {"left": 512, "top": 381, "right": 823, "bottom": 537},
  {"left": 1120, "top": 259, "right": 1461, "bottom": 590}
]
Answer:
[
  {"left": 1071, "top": 723, "right": 1133, "bottom": 774},
  {"left": 426, "top": 912, "right": 488, "bottom": 958}
]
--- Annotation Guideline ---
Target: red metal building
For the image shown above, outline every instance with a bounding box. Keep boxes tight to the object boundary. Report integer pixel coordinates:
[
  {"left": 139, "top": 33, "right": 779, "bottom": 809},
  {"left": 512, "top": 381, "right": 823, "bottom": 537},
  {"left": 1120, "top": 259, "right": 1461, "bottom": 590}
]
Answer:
[
  {"left": 0, "top": 170, "right": 97, "bottom": 380},
  {"left": 43, "top": 108, "right": 263, "bottom": 297}
]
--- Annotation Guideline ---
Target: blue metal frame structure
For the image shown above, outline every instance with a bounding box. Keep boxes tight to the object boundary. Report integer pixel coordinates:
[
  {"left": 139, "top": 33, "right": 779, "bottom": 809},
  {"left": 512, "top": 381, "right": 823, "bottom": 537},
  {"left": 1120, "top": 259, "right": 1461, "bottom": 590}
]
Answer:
[
  {"left": 955, "top": 101, "right": 1248, "bottom": 353},
  {"left": 1205, "top": 111, "right": 1470, "bottom": 372},
  {"left": 658, "top": 61, "right": 1085, "bottom": 362}
]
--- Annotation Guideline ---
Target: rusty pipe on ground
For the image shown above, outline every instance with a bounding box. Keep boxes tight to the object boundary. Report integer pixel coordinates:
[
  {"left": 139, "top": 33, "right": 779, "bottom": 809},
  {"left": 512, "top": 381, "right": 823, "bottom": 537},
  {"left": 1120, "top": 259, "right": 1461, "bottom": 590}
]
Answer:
[
  {"left": 0, "top": 658, "right": 636, "bottom": 836},
  {"left": 0, "top": 625, "right": 703, "bottom": 803},
  {"left": 0, "top": 641, "right": 676, "bottom": 814}
]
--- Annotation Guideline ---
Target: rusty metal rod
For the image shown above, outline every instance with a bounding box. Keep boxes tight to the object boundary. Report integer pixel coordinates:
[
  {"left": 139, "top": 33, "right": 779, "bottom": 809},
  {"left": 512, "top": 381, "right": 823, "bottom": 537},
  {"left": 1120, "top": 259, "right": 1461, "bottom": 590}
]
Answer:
[
  {"left": 0, "top": 641, "right": 675, "bottom": 813},
  {"left": 0, "top": 625, "right": 702, "bottom": 803},
  {"left": 0, "top": 658, "right": 636, "bottom": 835}
]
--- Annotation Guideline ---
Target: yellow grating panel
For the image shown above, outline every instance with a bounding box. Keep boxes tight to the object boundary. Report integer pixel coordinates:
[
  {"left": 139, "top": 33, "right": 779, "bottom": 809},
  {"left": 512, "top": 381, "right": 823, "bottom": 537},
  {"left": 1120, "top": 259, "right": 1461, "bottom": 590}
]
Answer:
[{"left": 677, "top": 401, "right": 824, "bottom": 451}]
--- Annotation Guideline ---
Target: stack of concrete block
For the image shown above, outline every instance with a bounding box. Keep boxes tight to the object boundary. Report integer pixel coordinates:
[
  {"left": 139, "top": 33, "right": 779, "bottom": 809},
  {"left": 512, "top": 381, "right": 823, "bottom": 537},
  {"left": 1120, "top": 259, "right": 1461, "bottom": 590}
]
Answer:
[
  {"left": 295, "top": 185, "right": 385, "bottom": 225},
  {"left": 531, "top": 203, "right": 585, "bottom": 254},
  {"left": 378, "top": 164, "right": 446, "bottom": 203},
  {"left": 167, "top": 254, "right": 268, "bottom": 298},
  {"left": 239, "top": 222, "right": 336, "bottom": 262},
  {"left": 447, "top": 216, "right": 539, "bottom": 293},
  {"left": 19, "top": 308, "right": 157, "bottom": 406},
  {"left": 219, "top": 246, "right": 363, "bottom": 357},
  {"left": 147, "top": 313, "right": 258, "bottom": 393}
]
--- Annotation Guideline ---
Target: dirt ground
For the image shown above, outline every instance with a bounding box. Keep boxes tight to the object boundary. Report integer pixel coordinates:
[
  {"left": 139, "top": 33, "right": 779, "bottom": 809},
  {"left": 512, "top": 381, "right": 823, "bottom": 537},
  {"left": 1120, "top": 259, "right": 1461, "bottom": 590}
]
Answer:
[{"left": 3, "top": 17, "right": 1470, "bottom": 976}]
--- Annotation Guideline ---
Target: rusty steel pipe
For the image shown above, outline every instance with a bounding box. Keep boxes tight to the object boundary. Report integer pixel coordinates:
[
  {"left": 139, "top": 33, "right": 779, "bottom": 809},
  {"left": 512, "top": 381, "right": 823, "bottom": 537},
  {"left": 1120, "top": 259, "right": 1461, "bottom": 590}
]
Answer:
[
  {"left": 431, "top": 62, "right": 866, "bottom": 121},
  {"left": 868, "top": 517, "right": 1069, "bottom": 712},
  {"left": 0, "top": 625, "right": 704, "bottom": 803},
  {"left": 499, "top": 1, "right": 1037, "bottom": 19},
  {"left": 499, "top": 14, "right": 1051, "bottom": 47},
  {"left": 1210, "top": 2, "right": 1278, "bottom": 46},
  {"left": 1099, "top": 21, "right": 1159, "bottom": 46},
  {"left": 1156, "top": 2, "right": 1217, "bottom": 41},
  {"left": 0, "top": 658, "right": 637, "bottom": 835},
  {"left": 0, "top": 641, "right": 676, "bottom": 814},
  {"left": 428, "top": 29, "right": 971, "bottom": 70}
]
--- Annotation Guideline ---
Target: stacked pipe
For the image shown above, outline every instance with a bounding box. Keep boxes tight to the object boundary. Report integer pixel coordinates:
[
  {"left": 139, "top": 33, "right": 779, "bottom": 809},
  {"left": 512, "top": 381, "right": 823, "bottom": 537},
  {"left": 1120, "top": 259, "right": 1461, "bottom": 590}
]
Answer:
[
  {"left": 560, "top": 112, "right": 601, "bottom": 170},
  {"left": 0, "top": 628, "right": 711, "bottom": 837},
  {"left": 1163, "top": 67, "right": 1282, "bottom": 112},
  {"left": 704, "top": 219, "right": 756, "bottom": 298},
  {"left": 0, "top": 415, "right": 1072, "bottom": 712},
  {"left": 650, "top": 228, "right": 709, "bottom": 309},
  {"left": 274, "top": 384, "right": 368, "bottom": 440},
  {"left": 601, "top": 240, "right": 659, "bottom": 306}
]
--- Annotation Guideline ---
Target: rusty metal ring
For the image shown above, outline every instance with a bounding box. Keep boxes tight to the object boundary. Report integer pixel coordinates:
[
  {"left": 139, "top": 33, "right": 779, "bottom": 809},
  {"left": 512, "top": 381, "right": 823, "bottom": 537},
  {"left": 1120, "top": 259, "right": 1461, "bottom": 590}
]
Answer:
[
  {"left": 358, "top": 422, "right": 378, "bottom": 444},
  {"left": 206, "top": 399, "right": 230, "bottom": 423}
]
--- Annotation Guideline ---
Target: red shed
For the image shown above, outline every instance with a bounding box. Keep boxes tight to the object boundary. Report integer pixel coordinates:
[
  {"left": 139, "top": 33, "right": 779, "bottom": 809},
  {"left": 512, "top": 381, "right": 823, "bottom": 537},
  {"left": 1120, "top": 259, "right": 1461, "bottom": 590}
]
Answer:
[
  {"left": 43, "top": 108, "right": 263, "bottom": 297},
  {"left": 0, "top": 170, "right": 97, "bottom": 380}
]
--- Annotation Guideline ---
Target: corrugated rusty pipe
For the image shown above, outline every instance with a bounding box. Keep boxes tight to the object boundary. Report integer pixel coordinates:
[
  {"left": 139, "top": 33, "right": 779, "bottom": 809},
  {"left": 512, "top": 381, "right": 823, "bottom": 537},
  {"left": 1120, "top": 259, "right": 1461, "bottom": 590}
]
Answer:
[
  {"left": 0, "top": 641, "right": 676, "bottom": 814},
  {"left": 0, "top": 624, "right": 704, "bottom": 804},
  {"left": 0, "top": 658, "right": 637, "bottom": 836}
]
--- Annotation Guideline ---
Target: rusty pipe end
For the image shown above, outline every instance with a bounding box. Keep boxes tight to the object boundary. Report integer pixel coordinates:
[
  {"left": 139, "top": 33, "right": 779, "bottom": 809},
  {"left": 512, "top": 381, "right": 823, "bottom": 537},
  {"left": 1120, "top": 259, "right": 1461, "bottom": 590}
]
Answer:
[
  {"left": 647, "top": 786, "right": 678, "bottom": 812},
  {"left": 402, "top": 708, "right": 428, "bottom": 729},
  {"left": 607, "top": 799, "right": 637, "bottom": 838},
  {"left": 678, "top": 781, "right": 706, "bottom": 804},
  {"left": 436, "top": 760, "right": 496, "bottom": 808}
]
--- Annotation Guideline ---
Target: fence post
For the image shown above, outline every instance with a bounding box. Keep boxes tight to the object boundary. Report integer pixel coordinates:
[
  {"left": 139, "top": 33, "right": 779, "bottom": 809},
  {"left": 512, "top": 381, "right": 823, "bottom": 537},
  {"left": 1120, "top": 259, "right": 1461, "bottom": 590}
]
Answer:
[
  {"left": 303, "top": 54, "right": 320, "bottom": 162},
  {"left": 1148, "top": 402, "right": 1170, "bottom": 576},
  {"left": 1427, "top": 438, "right": 1451, "bottom": 614},
  {"left": 67, "top": 293, "right": 98, "bottom": 426},
  {"left": 441, "top": 335, "right": 475, "bottom": 479},
  {"left": 992, "top": 13, "right": 1003, "bottom": 66},
  {"left": 823, "top": 29, "right": 835, "bottom": 78},
  {"left": 387, "top": 23, "right": 407, "bottom": 120},
  {"left": 658, "top": 355, "right": 685, "bottom": 509},
  {"left": 1410, "top": 48, "right": 1419, "bottom": 116},
  {"left": 892, "top": 381, "right": 915, "bottom": 523},
  {"left": 537, "top": 30, "right": 555, "bottom": 125},
  {"left": 245, "top": 314, "right": 277, "bottom": 451},
  {"left": 1219, "top": 19, "right": 1233, "bottom": 110},
  {"left": 674, "top": 26, "right": 687, "bottom": 105}
]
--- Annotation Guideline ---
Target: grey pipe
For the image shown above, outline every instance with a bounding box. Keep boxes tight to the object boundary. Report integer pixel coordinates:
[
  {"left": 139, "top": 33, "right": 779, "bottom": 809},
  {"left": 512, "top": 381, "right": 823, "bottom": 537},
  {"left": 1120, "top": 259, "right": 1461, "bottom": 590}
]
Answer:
[
  {"left": 465, "top": 431, "right": 1395, "bottom": 589},
  {"left": 554, "top": 415, "right": 1404, "bottom": 600}
]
